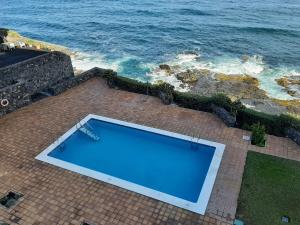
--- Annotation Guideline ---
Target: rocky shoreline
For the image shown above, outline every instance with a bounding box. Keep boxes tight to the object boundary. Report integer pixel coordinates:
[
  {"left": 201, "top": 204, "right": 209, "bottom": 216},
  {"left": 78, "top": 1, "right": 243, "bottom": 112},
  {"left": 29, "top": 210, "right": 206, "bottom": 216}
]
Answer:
[
  {"left": 1, "top": 29, "right": 299, "bottom": 115},
  {"left": 156, "top": 63, "right": 300, "bottom": 115}
]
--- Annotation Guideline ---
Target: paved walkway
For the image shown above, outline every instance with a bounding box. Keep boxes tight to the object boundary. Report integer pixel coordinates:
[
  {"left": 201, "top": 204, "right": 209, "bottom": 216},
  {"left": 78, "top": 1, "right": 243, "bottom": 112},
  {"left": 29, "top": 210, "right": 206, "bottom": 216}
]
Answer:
[{"left": 0, "top": 78, "right": 299, "bottom": 225}]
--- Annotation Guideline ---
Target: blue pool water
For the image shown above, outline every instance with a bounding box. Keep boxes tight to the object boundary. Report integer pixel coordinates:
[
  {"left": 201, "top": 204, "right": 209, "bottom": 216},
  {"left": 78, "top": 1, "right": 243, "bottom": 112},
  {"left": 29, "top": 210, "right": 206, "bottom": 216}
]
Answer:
[{"left": 48, "top": 119, "right": 215, "bottom": 202}]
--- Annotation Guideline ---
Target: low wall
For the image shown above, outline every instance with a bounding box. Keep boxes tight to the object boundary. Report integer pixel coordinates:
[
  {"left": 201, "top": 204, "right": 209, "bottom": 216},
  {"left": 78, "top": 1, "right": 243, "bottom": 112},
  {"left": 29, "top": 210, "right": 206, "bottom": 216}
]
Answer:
[
  {"left": 0, "top": 62, "right": 115, "bottom": 117},
  {"left": 0, "top": 51, "right": 74, "bottom": 116},
  {"left": 49, "top": 68, "right": 116, "bottom": 95},
  {"left": 0, "top": 51, "right": 74, "bottom": 91},
  {"left": 0, "top": 82, "right": 30, "bottom": 117}
]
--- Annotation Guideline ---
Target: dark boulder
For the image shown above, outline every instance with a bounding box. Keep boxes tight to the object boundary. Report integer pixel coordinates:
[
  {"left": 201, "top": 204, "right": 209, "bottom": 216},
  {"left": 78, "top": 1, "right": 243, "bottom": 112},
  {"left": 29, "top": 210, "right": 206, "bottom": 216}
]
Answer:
[
  {"left": 176, "top": 70, "right": 199, "bottom": 83},
  {"left": 285, "top": 128, "right": 300, "bottom": 146},
  {"left": 159, "top": 64, "right": 171, "bottom": 71},
  {"left": 0, "top": 28, "right": 8, "bottom": 44},
  {"left": 158, "top": 91, "right": 173, "bottom": 105},
  {"left": 211, "top": 104, "right": 236, "bottom": 127}
]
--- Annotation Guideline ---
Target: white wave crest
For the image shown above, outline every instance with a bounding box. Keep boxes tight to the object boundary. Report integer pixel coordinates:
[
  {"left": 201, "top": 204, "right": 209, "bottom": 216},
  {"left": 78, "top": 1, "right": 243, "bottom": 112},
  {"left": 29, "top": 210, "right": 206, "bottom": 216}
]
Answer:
[
  {"left": 70, "top": 49, "right": 300, "bottom": 100},
  {"left": 147, "top": 71, "right": 190, "bottom": 92},
  {"left": 71, "top": 51, "right": 119, "bottom": 72},
  {"left": 206, "top": 55, "right": 265, "bottom": 76}
]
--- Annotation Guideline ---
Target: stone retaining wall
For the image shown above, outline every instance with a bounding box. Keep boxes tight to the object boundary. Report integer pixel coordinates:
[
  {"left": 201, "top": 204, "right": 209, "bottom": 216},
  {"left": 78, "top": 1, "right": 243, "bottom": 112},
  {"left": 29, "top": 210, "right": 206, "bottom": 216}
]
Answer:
[
  {"left": 0, "top": 50, "right": 116, "bottom": 117},
  {"left": 49, "top": 68, "right": 116, "bottom": 95},
  {"left": 0, "top": 51, "right": 73, "bottom": 91},
  {"left": 0, "top": 81, "right": 30, "bottom": 116}
]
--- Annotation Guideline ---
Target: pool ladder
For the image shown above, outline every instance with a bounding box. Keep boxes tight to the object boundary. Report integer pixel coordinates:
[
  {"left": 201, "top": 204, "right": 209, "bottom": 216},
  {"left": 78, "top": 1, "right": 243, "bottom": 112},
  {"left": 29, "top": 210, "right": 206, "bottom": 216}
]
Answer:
[
  {"left": 77, "top": 121, "right": 100, "bottom": 141},
  {"left": 190, "top": 133, "right": 199, "bottom": 151}
]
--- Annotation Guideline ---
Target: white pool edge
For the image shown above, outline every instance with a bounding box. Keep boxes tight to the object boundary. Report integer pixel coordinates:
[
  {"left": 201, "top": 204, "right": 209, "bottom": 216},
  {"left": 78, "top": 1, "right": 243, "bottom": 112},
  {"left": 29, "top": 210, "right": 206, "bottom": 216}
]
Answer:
[{"left": 36, "top": 114, "right": 225, "bottom": 215}]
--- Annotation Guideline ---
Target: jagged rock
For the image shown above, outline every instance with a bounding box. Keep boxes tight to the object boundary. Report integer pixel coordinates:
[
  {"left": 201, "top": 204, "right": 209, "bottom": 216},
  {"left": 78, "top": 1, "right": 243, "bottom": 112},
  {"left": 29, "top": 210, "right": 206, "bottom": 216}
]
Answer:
[
  {"left": 176, "top": 70, "right": 199, "bottom": 83},
  {"left": 158, "top": 91, "right": 173, "bottom": 105},
  {"left": 287, "top": 90, "right": 297, "bottom": 96},
  {"left": 159, "top": 64, "right": 171, "bottom": 72},
  {"left": 240, "top": 99, "right": 287, "bottom": 115},
  {"left": 272, "top": 99, "right": 300, "bottom": 114},
  {"left": 191, "top": 73, "right": 267, "bottom": 100},
  {"left": 0, "top": 28, "right": 8, "bottom": 44},
  {"left": 276, "top": 76, "right": 300, "bottom": 97},
  {"left": 211, "top": 104, "right": 236, "bottom": 127},
  {"left": 276, "top": 76, "right": 300, "bottom": 87},
  {"left": 0, "top": 35, "right": 7, "bottom": 44}
]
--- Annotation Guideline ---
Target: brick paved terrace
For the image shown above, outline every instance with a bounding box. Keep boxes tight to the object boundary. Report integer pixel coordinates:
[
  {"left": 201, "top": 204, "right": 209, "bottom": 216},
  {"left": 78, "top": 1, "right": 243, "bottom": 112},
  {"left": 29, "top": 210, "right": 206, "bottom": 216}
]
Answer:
[{"left": 0, "top": 78, "right": 299, "bottom": 225}]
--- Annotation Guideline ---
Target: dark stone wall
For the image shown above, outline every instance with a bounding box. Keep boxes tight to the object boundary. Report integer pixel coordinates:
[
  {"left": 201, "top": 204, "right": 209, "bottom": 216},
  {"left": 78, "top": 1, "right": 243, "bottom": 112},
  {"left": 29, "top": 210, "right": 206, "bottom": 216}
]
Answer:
[
  {"left": 0, "top": 50, "right": 116, "bottom": 117},
  {"left": 49, "top": 68, "right": 116, "bottom": 95},
  {"left": 0, "top": 51, "right": 74, "bottom": 116},
  {"left": 0, "top": 51, "right": 74, "bottom": 91},
  {"left": 0, "top": 82, "right": 30, "bottom": 117}
]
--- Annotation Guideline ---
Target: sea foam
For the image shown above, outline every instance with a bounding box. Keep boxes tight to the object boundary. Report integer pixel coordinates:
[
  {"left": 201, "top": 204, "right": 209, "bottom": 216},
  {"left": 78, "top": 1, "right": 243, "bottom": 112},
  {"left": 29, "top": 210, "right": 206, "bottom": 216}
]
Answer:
[{"left": 71, "top": 50, "right": 300, "bottom": 100}]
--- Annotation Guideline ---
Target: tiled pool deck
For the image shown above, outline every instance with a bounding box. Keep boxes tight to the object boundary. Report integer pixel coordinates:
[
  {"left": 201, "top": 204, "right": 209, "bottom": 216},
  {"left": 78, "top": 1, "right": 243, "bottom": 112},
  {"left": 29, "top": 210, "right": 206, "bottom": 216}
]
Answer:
[{"left": 0, "top": 78, "right": 299, "bottom": 225}]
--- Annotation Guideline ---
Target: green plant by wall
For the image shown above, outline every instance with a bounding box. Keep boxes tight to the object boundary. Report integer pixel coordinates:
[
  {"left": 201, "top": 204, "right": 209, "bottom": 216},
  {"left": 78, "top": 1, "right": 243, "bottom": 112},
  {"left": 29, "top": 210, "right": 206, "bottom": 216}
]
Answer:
[
  {"left": 236, "top": 108, "right": 282, "bottom": 136},
  {"left": 251, "top": 122, "right": 266, "bottom": 147}
]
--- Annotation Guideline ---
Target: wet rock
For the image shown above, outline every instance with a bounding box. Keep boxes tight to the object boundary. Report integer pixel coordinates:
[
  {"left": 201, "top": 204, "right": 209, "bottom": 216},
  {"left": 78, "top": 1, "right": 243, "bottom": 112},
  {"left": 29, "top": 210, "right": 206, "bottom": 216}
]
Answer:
[
  {"left": 176, "top": 69, "right": 199, "bottom": 83},
  {"left": 276, "top": 76, "right": 300, "bottom": 97},
  {"left": 191, "top": 73, "right": 267, "bottom": 100},
  {"left": 272, "top": 99, "right": 300, "bottom": 114},
  {"left": 0, "top": 35, "right": 7, "bottom": 44},
  {"left": 240, "top": 99, "right": 287, "bottom": 115},
  {"left": 159, "top": 64, "right": 171, "bottom": 72},
  {"left": 287, "top": 90, "right": 297, "bottom": 96},
  {"left": 242, "top": 55, "right": 250, "bottom": 63},
  {"left": 0, "top": 28, "right": 8, "bottom": 44}
]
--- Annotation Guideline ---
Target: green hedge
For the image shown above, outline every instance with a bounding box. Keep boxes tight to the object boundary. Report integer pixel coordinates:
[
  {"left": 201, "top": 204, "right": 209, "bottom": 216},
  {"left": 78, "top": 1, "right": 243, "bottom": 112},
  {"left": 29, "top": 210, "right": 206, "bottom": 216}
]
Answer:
[
  {"left": 173, "top": 91, "right": 244, "bottom": 115},
  {"left": 236, "top": 108, "right": 282, "bottom": 136},
  {"left": 113, "top": 76, "right": 151, "bottom": 95},
  {"left": 103, "top": 74, "right": 300, "bottom": 136},
  {"left": 279, "top": 114, "right": 300, "bottom": 131},
  {"left": 173, "top": 91, "right": 212, "bottom": 112}
]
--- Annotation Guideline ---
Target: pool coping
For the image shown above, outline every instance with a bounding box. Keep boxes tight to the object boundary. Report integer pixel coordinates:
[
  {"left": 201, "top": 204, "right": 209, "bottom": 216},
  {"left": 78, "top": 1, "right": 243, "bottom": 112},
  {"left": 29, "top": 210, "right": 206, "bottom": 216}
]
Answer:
[{"left": 35, "top": 114, "right": 225, "bottom": 215}]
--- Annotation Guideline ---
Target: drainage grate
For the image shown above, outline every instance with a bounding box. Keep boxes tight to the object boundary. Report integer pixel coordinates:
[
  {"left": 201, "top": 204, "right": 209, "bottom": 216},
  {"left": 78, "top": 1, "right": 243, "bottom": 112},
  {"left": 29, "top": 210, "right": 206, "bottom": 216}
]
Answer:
[
  {"left": 82, "top": 222, "right": 93, "bottom": 225},
  {"left": 0, "top": 191, "right": 23, "bottom": 209}
]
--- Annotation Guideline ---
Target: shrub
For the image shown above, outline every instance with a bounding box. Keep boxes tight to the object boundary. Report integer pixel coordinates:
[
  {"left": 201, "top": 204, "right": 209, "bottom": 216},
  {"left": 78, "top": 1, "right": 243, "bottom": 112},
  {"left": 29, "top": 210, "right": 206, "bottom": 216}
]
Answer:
[
  {"left": 155, "top": 83, "right": 174, "bottom": 104},
  {"left": 173, "top": 92, "right": 243, "bottom": 115},
  {"left": 251, "top": 122, "right": 266, "bottom": 147},
  {"left": 236, "top": 108, "right": 282, "bottom": 136},
  {"left": 114, "top": 76, "right": 150, "bottom": 95},
  {"left": 173, "top": 91, "right": 212, "bottom": 112},
  {"left": 105, "top": 75, "right": 175, "bottom": 103},
  {"left": 211, "top": 93, "right": 244, "bottom": 116},
  {"left": 279, "top": 113, "right": 300, "bottom": 132}
]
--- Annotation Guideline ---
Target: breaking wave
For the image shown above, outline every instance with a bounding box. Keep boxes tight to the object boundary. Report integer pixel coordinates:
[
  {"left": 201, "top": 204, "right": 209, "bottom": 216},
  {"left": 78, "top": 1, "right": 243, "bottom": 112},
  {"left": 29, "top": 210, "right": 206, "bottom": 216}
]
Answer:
[{"left": 71, "top": 50, "right": 300, "bottom": 100}]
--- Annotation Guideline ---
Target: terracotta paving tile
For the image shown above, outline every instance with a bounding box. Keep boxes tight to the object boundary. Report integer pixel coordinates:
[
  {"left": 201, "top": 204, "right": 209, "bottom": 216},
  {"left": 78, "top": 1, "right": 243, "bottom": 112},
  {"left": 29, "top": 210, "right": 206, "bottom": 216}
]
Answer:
[{"left": 0, "top": 78, "right": 299, "bottom": 225}]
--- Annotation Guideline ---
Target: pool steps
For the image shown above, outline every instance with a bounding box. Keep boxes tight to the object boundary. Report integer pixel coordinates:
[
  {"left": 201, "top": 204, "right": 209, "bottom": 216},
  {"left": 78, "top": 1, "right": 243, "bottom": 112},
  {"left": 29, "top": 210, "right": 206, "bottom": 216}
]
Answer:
[{"left": 79, "top": 126, "right": 100, "bottom": 141}]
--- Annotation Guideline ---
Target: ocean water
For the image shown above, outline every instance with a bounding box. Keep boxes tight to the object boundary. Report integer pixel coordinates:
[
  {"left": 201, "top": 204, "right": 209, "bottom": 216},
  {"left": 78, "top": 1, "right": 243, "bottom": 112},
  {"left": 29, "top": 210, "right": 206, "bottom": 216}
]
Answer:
[{"left": 1, "top": 0, "right": 300, "bottom": 99}]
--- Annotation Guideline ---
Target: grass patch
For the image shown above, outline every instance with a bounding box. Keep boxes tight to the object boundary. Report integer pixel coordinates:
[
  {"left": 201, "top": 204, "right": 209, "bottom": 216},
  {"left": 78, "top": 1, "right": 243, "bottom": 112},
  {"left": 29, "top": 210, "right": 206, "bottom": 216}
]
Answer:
[{"left": 237, "top": 152, "right": 300, "bottom": 225}]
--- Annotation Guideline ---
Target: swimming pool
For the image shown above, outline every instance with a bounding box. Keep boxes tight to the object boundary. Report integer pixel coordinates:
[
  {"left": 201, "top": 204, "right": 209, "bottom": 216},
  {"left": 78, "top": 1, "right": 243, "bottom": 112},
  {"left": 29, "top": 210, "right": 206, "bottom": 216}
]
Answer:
[{"left": 36, "top": 114, "right": 225, "bottom": 214}]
